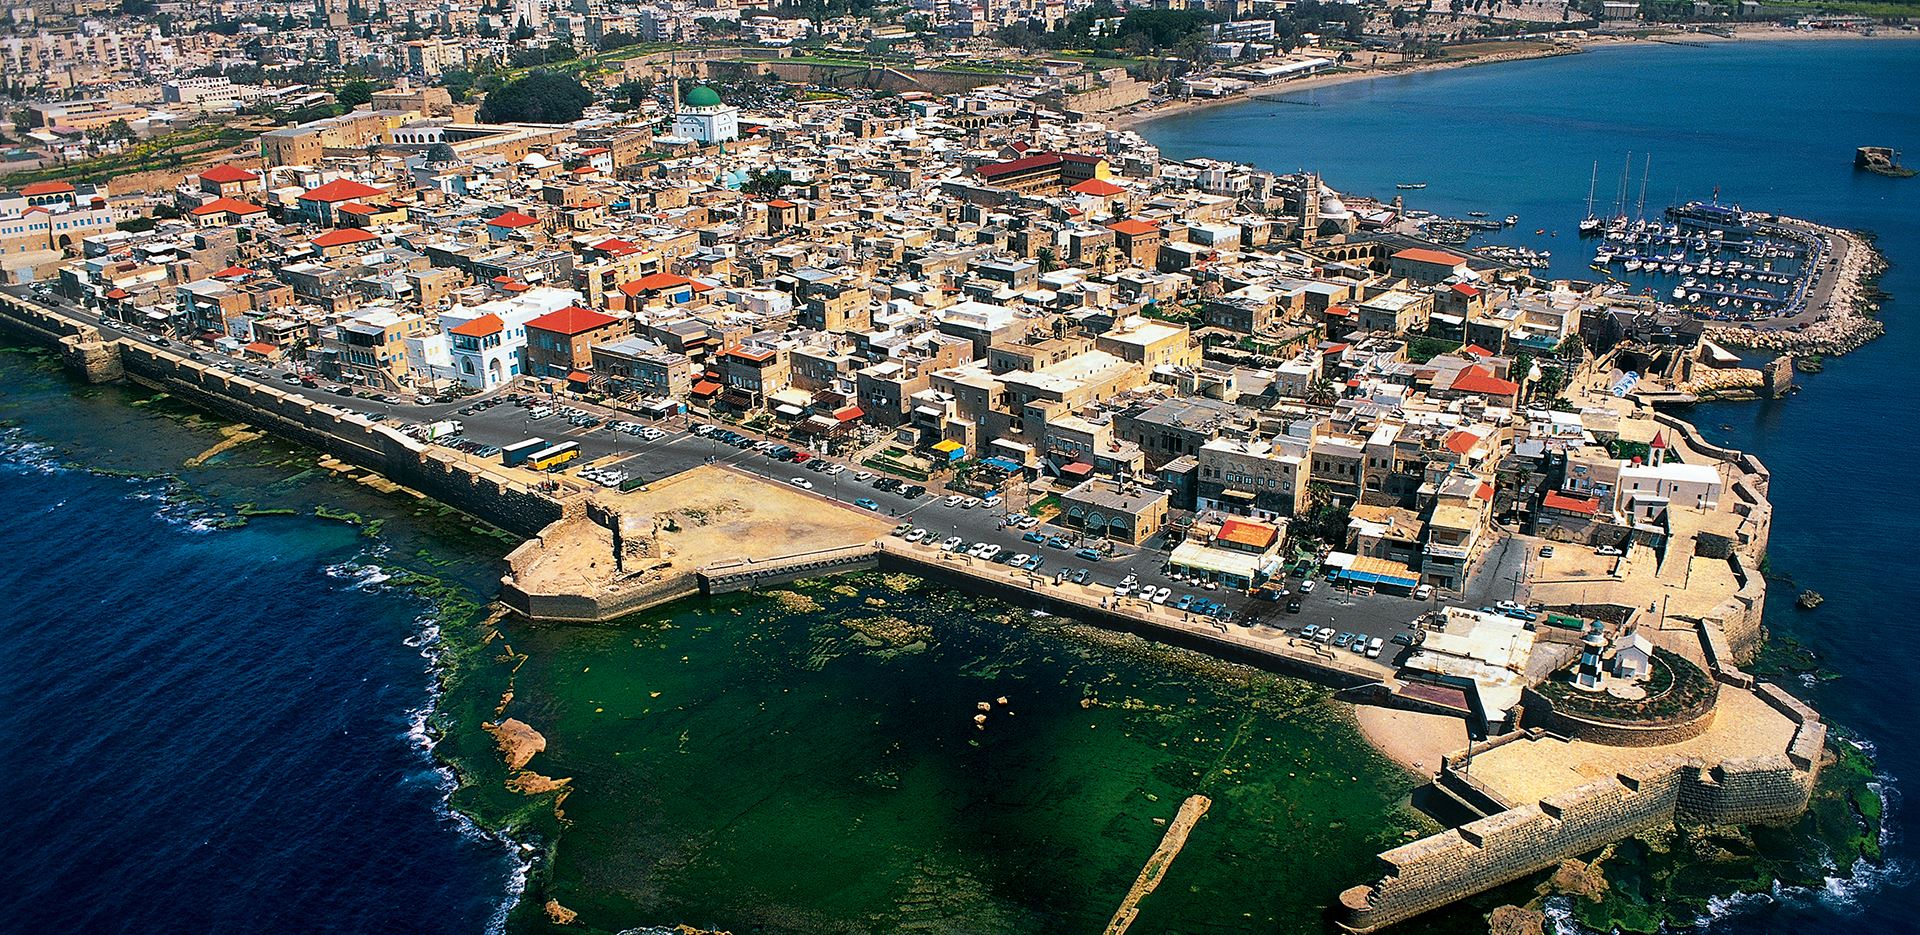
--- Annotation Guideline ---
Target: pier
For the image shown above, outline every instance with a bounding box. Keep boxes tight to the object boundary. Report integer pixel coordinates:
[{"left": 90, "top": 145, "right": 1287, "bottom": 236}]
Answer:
[{"left": 1105, "top": 794, "right": 1212, "bottom": 935}]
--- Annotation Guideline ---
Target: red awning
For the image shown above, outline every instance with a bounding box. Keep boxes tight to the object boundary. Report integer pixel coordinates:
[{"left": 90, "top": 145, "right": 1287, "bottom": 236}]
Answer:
[
  {"left": 833, "top": 405, "right": 864, "bottom": 422},
  {"left": 691, "top": 380, "right": 721, "bottom": 396},
  {"left": 566, "top": 370, "right": 593, "bottom": 384},
  {"left": 243, "top": 341, "right": 277, "bottom": 356},
  {"left": 1061, "top": 461, "right": 1093, "bottom": 476}
]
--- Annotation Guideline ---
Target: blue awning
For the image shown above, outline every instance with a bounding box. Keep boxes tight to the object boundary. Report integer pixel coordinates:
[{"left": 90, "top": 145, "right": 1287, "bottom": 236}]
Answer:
[{"left": 981, "top": 456, "right": 1022, "bottom": 472}]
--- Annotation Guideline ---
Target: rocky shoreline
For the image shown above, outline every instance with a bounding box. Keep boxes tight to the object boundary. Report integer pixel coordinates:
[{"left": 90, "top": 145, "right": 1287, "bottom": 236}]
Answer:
[{"left": 1705, "top": 223, "right": 1890, "bottom": 357}]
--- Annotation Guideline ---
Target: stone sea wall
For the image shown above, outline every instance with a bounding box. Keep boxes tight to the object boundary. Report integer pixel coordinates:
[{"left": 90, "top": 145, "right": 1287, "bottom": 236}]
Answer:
[
  {"left": 1338, "top": 686, "right": 1824, "bottom": 933},
  {"left": 0, "top": 294, "right": 565, "bottom": 538}
]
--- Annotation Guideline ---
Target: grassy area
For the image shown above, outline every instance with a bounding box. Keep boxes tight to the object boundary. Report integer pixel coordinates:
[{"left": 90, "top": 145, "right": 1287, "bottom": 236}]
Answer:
[
  {"left": 1404, "top": 335, "right": 1461, "bottom": 364},
  {"left": 1431, "top": 39, "right": 1564, "bottom": 61},
  {"left": 1, "top": 125, "right": 256, "bottom": 187}
]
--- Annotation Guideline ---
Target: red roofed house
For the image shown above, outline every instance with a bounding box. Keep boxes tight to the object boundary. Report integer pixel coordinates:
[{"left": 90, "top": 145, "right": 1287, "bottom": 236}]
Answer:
[
  {"left": 1448, "top": 364, "right": 1522, "bottom": 405},
  {"left": 619, "top": 272, "right": 698, "bottom": 308},
  {"left": 295, "top": 178, "right": 385, "bottom": 224},
  {"left": 190, "top": 197, "right": 267, "bottom": 227},
  {"left": 19, "top": 181, "right": 76, "bottom": 209},
  {"left": 973, "top": 151, "right": 1110, "bottom": 194},
  {"left": 1389, "top": 247, "right": 1472, "bottom": 285},
  {"left": 485, "top": 210, "right": 541, "bottom": 241},
  {"left": 197, "top": 164, "right": 262, "bottom": 197},
  {"left": 1105, "top": 218, "right": 1163, "bottom": 268},
  {"left": 524, "top": 306, "right": 629, "bottom": 379},
  {"left": 310, "top": 226, "right": 379, "bottom": 257},
  {"left": 1069, "top": 177, "right": 1126, "bottom": 198}
]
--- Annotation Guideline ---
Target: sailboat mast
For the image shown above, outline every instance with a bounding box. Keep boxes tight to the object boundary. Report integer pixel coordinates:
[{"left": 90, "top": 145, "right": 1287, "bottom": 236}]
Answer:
[
  {"left": 1615, "top": 152, "right": 1631, "bottom": 220},
  {"left": 1635, "top": 154, "right": 1651, "bottom": 221},
  {"left": 1587, "top": 161, "right": 1598, "bottom": 218}
]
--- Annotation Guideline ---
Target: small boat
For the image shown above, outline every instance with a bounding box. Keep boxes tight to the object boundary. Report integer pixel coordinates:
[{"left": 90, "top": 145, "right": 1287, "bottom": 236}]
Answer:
[
  {"left": 1469, "top": 211, "right": 1489, "bottom": 218},
  {"left": 1535, "top": 228, "right": 1546, "bottom": 235},
  {"left": 1396, "top": 182, "right": 1428, "bottom": 189}
]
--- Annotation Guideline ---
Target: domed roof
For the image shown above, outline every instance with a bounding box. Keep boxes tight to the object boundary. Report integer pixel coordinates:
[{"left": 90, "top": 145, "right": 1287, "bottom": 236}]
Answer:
[{"left": 683, "top": 84, "right": 723, "bottom": 108}]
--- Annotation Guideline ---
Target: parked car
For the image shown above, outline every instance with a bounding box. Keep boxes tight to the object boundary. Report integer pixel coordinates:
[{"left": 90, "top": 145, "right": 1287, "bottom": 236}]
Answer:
[
  {"left": 1175, "top": 595, "right": 1194, "bottom": 611},
  {"left": 856, "top": 498, "right": 880, "bottom": 511},
  {"left": 1298, "top": 580, "right": 1315, "bottom": 593},
  {"left": 1045, "top": 536, "right": 1071, "bottom": 550},
  {"left": 789, "top": 477, "right": 813, "bottom": 489},
  {"left": 1412, "top": 584, "right": 1434, "bottom": 601},
  {"left": 940, "top": 536, "right": 964, "bottom": 551},
  {"left": 1366, "top": 637, "right": 1384, "bottom": 658},
  {"left": 1595, "top": 545, "right": 1624, "bottom": 556},
  {"left": 891, "top": 523, "right": 912, "bottom": 536},
  {"left": 1075, "top": 547, "right": 1102, "bottom": 561},
  {"left": 1285, "top": 597, "right": 1303, "bottom": 613},
  {"left": 1151, "top": 587, "right": 1171, "bottom": 604},
  {"left": 1023, "top": 531, "right": 1047, "bottom": 543},
  {"left": 1071, "top": 568, "right": 1090, "bottom": 585},
  {"left": 1539, "top": 545, "right": 1556, "bottom": 558},
  {"left": 852, "top": 471, "right": 874, "bottom": 482},
  {"left": 905, "top": 528, "right": 929, "bottom": 543}
]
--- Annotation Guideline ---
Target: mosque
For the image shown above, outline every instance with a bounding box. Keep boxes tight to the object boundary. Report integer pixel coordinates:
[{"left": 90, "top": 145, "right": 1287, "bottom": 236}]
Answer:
[{"left": 672, "top": 82, "right": 738, "bottom": 144}]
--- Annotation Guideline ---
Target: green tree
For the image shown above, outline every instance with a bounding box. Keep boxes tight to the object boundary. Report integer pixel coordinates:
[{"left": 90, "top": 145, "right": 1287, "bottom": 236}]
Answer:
[
  {"left": 439, "top": 68, "right": 478, "bottom": 102},
  {"left": 336, "top": 79, "right": 377, "bottom": 108},
  {"left": 741, "top": 168, "right": 794, "bottom": 196},
  {"left": 1036, "top": 247, "right": 1058, "bottom": 273},
  {"left": 476, "top": 71, "right": 593, "bottom": 123}
]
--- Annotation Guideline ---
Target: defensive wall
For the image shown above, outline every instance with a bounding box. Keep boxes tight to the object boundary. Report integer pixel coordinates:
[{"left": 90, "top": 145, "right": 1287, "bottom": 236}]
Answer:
[
  {"left": 1338, "top": 683, "right": 1826, "bottom": 932},
  {"left": 0, "top": 294, "right": 567, "bottom": 538},
  {"left": 1655, "top": 409, "right": 1773, "bottom": 661}
]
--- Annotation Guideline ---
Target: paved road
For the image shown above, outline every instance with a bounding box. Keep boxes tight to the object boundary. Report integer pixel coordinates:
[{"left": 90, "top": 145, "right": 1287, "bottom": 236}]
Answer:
[{"left": 10, "top": 283, "right": 1508, "bottom": 657}]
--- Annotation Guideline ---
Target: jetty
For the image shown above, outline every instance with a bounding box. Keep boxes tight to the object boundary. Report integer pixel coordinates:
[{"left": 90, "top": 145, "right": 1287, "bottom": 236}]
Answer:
[{"left": 1105, "top": 794, "right": 1212, "bottom": 935}]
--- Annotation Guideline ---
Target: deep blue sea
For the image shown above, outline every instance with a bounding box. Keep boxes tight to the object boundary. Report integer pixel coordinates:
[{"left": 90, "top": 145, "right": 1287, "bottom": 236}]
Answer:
[
  {"left": 1146, "top": 37, "right": 1920, "bottom": 930},
  {"left": 0, "top": 359, "right": 517, "bottom": 932}
]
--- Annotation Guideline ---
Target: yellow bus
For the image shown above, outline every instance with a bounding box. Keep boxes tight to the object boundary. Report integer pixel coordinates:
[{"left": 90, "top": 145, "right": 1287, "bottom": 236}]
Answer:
[{"left": 527, "top": 441, "right": 580, "bottom": 471}]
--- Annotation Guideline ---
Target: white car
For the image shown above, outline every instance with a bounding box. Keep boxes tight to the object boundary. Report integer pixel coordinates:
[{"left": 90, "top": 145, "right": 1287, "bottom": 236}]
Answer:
[
  {"left": 824, "top": 464, "right": 845, "bottom": 475},
  {"left": 944, "top": 495, "right": 964, "bottom": 507},
  {"left": 1298, "top": 580, "right": 1316, "bottom": 593},
  {"left": 905, "top": 528, "right": 929, "bottom": 543},
  {"left": 853, "top": 471, "right": 875, "bottom": 482},
  {"left": 1413, "top": 584, "right": 1434, "bottom": 601},
  {"left": 789, "top": 477, "right": 814, "bottom": 489},
  {"left": 1496, "top": 599, "right": 1523, "bottom": 612},
  {"left": 1151, "top": 587, "right": 1171, "bottom": 604},
  {"left": 1595, "top": 545, "right": 1624, "bottom": 556},
  {"left": 961, "top": 496, "right": 981, "bottom": 509},
  {"left": 941, "top": 536, "right": 964, "bottom": 551},
  {"left": 976, "top": 544, "right": 1002, "bottom": 561}
]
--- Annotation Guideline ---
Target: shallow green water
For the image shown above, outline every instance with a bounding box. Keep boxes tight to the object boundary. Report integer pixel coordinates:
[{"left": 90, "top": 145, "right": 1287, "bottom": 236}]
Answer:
[{"left": 492, "top": 574, "right": 1432, "bottom": 933}]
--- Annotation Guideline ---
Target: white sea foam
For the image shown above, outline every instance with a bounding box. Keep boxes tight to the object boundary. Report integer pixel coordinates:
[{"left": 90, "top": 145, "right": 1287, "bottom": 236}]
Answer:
[{"left": 324, "top": 560, "right": 393, "bottom": 590}]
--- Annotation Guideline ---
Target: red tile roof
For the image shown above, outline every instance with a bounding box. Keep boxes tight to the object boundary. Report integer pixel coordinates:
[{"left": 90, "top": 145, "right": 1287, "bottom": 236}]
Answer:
[
  {"left": 212, "top": 265, "right": 253, "bottom": 279},
  {"left": 488, "top": 210, "right": 539, "bottom": 228},
  {"left": 620, "top": 272, "right": 692, "bottom": 295},
  {"left": 1069, "top": 178, "right": 1125, "bottom": 196},
  {"left": 1543, "top": 491, "right": 1602, "bottom": 515},
  {"left": 1106, "top": 218, "right": 1161, "bottom": 237},
  {"left": 976, "top": 152, "right": 1062, "bottom": 179},
  {"left": 1458, "top": 343, "right": 1494, "bottom": 358},
  {"left": 244, "top": 341, "right": 277, "bottom": 355},
  {"left": 1443, "top": 429, "right": 1481, "bottom": 455},
  {"left": 1451, "top": 282, "right": 1481, "bottom": 296},
  {"left": 198, "top": 164, "right": 260, "bottom": 184},
  {"left": 526, "top": 305, "right": 617, "bottom": 336},
  {"left": 191, "top": 196, "right": 265, "bottom": 217},
  {"left": 311, "top": 227, "right": 378, "bottom": 248},
  {"left": 104, "top": 288, "right": 129, "bottom": 300},
  {"left": 299, "top": 178, "right": 384, "bottom": 202},
  {"left": 691, "top": 379, "right": 721, "bottom": 396},
  {"left": 1217, "top": 518, "right": 1278, "bottom": 549},
  {"left": 448, "top": 314, "right": 504, "bottom": 338},
  {"left": 20, "top": 181, "right": 75, "bottom": 196},
  {"left": 1393, "top": 247, "right": 1470, "bottom": 267},
  {"left": 1450, "top": 365, "right": 1520, "bottom": 397},
  {"left": 766, "top": 198, "right": 796, "bottom": 209},
  {"left": 592, "top": 237, "right": 639, "bottom": 256}
]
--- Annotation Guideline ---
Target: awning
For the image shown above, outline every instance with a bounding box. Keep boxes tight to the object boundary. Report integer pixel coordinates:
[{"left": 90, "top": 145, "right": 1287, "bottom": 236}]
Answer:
[
  {"left": 1061, "top": 461, "right": 1093, "bottom": 476},
  {"left": 691, "top": 380, "right": 721, "bottom": 396},
  {"left": 244, "top": 341, "right": 276, "bottom": 355},
  {"left": 567, "top": 370, "right": 593, "bottom": 384},
  {"left": 833, "top": 405, "right": 864, "bottom": 422},
  {"left": 932, "top": 440, "right": 963, "bottom": 454},
  {"left": 774, "top": 404, "right": 806, "bottom": 417},
  {"left": 982, "top": 456, "right": 1022, "bottom": 473},
  {"left": 798, "top": 414, "right": 839, "bottom": 434}
]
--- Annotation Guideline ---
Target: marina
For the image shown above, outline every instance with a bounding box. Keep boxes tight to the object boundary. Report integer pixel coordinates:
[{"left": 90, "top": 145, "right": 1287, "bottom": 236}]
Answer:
[{"left": 1585, "top": 203, "right": 1829, "bottom": 324}]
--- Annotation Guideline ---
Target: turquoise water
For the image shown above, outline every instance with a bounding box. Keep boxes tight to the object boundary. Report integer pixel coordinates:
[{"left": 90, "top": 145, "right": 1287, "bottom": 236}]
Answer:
[{"left": 1145, "top": 37, "right": 1920, "bottom": 929}]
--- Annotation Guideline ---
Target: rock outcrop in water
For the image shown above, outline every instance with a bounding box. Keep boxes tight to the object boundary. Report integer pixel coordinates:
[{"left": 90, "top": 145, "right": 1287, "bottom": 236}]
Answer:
[{"left": 483, "top": 718, "right": 546, "bottom": 770}]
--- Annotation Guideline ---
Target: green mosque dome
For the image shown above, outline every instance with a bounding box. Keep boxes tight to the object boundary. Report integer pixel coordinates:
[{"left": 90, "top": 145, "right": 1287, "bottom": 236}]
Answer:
[{"left": 683, "top": 85, "right": 723, "bottom": 108}]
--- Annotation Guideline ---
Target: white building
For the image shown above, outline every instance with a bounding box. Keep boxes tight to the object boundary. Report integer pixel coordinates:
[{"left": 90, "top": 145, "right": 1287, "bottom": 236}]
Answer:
[
  {"left": 440, "top": 286, "right": 580, "bottom": 389},
  {"left": 672, "top": 84, "right": 739, "bottom": 144}
]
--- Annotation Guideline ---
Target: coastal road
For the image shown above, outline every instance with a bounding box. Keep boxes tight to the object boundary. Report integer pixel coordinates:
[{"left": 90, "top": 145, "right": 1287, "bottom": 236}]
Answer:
[{"left": 9, "top": 284, "right": 1477, "bottom": 655}]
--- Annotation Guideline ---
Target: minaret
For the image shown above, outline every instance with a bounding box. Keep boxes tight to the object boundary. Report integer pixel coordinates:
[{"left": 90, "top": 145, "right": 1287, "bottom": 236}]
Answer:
[{"left": 1298, "top": 173, "right": 1320, "bottom": 246}]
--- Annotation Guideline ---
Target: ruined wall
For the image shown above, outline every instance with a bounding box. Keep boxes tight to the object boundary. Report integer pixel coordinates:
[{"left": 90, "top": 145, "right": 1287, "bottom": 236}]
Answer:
[{"left": 1339, "top": 690, "right": 1824, "bottom": 933}]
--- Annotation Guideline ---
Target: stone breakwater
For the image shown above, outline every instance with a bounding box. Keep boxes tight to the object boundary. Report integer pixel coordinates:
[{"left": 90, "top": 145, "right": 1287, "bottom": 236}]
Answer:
[
  {"left": 1706, "top": 222, "right": 1889, "bottom": 357},
  {"left": 1337, "top": 685, "right": 1826, "bottom": 933}
]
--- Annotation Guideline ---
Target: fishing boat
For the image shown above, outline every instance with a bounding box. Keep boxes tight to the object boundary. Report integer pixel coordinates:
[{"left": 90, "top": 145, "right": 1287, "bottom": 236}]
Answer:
[{"left": 1396, "top": 182, "right": 1428, "bottom": 189}]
